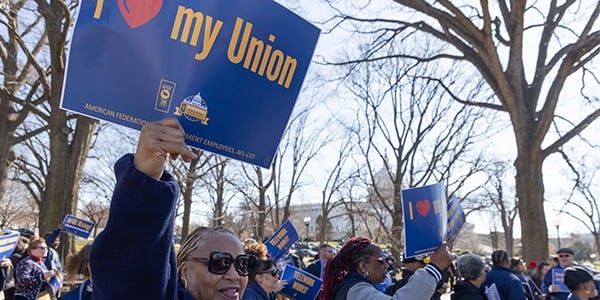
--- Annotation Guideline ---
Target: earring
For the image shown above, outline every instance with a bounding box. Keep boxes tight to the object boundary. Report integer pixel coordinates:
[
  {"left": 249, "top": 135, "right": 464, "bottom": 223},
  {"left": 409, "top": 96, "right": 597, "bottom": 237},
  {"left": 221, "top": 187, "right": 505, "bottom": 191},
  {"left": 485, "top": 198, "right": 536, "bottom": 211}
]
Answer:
[{"left": 183, "top": 275, "right": 189, "bottom": 290}]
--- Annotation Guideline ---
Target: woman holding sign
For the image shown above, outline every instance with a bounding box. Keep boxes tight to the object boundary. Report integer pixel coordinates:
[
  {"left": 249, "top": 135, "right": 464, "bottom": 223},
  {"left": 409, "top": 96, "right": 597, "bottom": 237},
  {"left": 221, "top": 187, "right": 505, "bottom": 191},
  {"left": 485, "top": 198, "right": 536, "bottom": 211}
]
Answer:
[
  {"left": 90, "top": 118, "right": 255, "bottom": 300},
  {"left": 14, "top": 239, "right": 59, "bottom": 300},
  {"left": 320, "top": 237, "right": 452, "bottom": 300}
]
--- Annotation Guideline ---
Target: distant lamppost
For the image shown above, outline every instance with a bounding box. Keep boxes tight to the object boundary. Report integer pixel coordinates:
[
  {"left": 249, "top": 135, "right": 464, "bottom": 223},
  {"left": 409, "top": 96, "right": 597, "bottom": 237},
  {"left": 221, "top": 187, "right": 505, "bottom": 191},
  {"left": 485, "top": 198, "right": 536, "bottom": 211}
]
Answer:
[
  {"left": 553, "top": 217, "right": 562, "bottom": 249},
  {"left": 303, "top": 216, "right": 311, "bottom": 246}
]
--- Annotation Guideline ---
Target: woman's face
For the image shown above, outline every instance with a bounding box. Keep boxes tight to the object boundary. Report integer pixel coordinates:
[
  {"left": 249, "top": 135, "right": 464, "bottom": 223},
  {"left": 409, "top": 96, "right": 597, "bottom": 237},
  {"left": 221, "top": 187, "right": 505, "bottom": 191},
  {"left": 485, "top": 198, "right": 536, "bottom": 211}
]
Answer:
[
  {"left": 361, "top": 246, "right": 388, "bottom": 284},
  {"left": 180, "top": 233, "right": 248, "bottom": 300},
  {"left": 30, "top": 242, "right": 49, "bottom": 258},
  {"left": 255, "top": 268, "right": 281, "bottom": 293}
]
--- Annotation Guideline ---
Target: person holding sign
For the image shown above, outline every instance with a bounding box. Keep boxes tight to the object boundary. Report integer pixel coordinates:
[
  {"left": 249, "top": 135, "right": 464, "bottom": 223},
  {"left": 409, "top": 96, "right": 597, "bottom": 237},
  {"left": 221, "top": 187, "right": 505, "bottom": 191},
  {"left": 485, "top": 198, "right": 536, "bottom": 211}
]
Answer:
[
  {"left": 14, "top": 238, "right": 59, "bottom": 300},
  {"left": 542, "top": 248, "right": 576, "bottom": 300},
  {"left": 319, "top": 237, "right": 452, "bottom": 300},
  {"left": 563, "top": 266, "right": 598, "bottom": 300},
  {"left": 483, "top": 250, "right": 527, "bottom": 300},
  {"left": 90, "top": 118, "right": 255, "bottom": 300}
]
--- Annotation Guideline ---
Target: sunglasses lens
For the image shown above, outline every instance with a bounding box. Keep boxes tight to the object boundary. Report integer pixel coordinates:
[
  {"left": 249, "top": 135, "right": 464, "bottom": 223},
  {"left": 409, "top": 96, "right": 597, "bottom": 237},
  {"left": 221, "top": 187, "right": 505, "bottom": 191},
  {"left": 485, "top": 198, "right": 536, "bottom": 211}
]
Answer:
[
  {"left": 209, "top": 252, "right": 233, "bottom": 274},
  {"left": 234, "top": 255, "right": 254, "bottom": 276}
]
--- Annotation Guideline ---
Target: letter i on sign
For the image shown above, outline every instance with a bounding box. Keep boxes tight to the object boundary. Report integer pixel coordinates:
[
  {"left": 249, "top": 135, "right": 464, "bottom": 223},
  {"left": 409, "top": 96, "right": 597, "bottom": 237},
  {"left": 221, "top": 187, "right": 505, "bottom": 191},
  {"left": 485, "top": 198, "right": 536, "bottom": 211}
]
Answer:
[
  {"left": 94, "top": 0, "right": 104, "bottom": 19},
  {"left": 408, "top": 201, "right": 414, "bottom": 220}
]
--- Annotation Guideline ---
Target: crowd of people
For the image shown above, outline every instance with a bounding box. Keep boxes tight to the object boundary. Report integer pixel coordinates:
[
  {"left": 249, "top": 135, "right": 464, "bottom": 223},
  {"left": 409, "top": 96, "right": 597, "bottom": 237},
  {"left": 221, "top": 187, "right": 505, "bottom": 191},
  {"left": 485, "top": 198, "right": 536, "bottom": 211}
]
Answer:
[{"left": 3, "top": 118, "right": 598, "bottom": 300}]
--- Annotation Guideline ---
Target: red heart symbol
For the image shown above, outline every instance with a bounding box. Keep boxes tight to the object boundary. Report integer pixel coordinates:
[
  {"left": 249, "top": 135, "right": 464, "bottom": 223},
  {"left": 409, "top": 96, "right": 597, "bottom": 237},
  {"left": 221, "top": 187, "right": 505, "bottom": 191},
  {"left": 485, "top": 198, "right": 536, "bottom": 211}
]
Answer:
[
  {"left": 118, "top": 0, "right": 162, "bottom": 28},
  {"left": 416, "top": 200, "right": 430, "bottom": 217}
]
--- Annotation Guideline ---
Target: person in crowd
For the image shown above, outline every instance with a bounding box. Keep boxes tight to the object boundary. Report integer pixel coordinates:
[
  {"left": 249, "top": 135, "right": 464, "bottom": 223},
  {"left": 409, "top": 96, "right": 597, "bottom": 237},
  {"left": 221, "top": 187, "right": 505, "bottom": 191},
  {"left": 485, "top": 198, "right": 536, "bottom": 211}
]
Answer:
[
  {"left": 43, "top": 225, "right": 65, "bottom": 274},
  {"left": 241, "top": 240, "right": 285, "bottom": 300},
  {"left": 1, "top": 256, "right": 13, "bottom": 300},
  {"left": 59, "top": 243, "right": 93, "bottom": 300},
  {"left": 14, "top": 238, "right": 58, "bottom": 300},
  {"left": 90, "top": 118, "right": 255, "bottom": 300},
  {"left": 527, "top": 261, "right": 538, "bottom": 275},
  {"left": 483, "top": 250, "right": 527, "bottom": 300},
  {"left": 306, "top": 244, "right": 334, "bottom": 279},
  {"left": 531, "top": 262, "right": 550, "bottom": 291},
  {"left": 5, "top": 236, "right": 30, "bottom": 300},
  {"left": 563, "top": 266, "right": 598, "bottom": 300},
  {"left": 319, "top": 236, "right": 452, "bottom": 300},
  {"left": 542, "top": 248, "right": 576, "bottom": 300},
  {"left": 548, "top": 255, "right": 559, "bottom": 269},
  {"left": 511, "top": 257, "right": 537, "bottom": 300},
  {"left": 451, "top": 253, "right": 486, "bottom": 300},
  {"left": 384, "top": 254, "right": 427, "bottom": 295}
]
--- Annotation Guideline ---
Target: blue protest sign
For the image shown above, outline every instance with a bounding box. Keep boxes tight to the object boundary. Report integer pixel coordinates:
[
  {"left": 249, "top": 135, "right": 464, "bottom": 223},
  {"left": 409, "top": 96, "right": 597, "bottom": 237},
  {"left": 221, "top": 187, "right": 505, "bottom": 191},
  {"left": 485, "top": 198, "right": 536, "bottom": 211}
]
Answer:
[
  {"left": 401, "top": 182, "right": 447, "bottom": 258},
  {"left": 485, "top": 283, "right": 501, "bottom": 300},
  {"left": 279, "top": 265, "right": 322, "bottom": 300},
  {"left": 62, "top": 214, "right": 95, "bottom": 239},
  {"left": 61, "top": 0, "right": 320, "bottom": 168},
  {"left": 446, "top": 194, "right": 465, "bottom": 244},
  {"left": 552, "top": 268, "right": 569, "bottom": 293},
  {"left": 48, "top": 271, "right": 64, "bottom": 295},
  {"left": 264, "top": 220, "right": 299, "bottom": 260},
  {"left": 0, "top": 232, "right": 20, "bottom": 259}
]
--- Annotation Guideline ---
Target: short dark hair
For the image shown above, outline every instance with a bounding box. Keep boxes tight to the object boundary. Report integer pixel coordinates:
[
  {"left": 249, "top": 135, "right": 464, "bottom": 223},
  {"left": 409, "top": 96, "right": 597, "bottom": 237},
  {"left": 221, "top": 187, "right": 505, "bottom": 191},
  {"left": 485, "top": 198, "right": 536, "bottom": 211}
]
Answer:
[{"left": 491, "top": 250, "right": 509, "bottom": 265}]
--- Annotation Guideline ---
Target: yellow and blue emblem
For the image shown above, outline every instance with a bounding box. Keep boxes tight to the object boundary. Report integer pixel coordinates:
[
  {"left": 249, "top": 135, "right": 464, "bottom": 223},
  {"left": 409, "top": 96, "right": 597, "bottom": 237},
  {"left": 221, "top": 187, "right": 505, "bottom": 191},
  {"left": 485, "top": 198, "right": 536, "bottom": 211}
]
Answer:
[{"left": 174, "top": 93, "right": 209, "bottom": 125}]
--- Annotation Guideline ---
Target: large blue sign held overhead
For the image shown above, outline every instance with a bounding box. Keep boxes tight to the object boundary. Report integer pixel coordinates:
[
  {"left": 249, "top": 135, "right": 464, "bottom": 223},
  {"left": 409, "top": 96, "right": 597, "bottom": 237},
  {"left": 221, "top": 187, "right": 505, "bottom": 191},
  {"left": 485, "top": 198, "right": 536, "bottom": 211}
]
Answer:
[
  {"left": 61, "top": 0, "right": 320, "bottom": 168},
  {"left": 401, "top": 182, "right": 447, "bottom": 258}
]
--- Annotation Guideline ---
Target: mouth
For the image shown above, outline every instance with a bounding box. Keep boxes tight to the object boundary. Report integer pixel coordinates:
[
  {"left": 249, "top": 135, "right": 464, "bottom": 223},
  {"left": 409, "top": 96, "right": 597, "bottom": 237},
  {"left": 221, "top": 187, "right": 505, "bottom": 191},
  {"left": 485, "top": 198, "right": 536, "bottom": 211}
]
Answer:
[{"left": 218, "top": 287, "right": 240, "bottom": 299}]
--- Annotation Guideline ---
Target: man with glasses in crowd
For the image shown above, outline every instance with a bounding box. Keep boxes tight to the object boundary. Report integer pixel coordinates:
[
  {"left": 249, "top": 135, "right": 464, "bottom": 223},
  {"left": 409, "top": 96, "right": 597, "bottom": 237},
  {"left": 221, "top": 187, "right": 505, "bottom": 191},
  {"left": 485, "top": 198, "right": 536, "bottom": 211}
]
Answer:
[
  {"left": 541, "top": 248, "right": 576, "bottom": 300},
  {"left": 305, "top": 244, "right": 334, "bottom": 278}
]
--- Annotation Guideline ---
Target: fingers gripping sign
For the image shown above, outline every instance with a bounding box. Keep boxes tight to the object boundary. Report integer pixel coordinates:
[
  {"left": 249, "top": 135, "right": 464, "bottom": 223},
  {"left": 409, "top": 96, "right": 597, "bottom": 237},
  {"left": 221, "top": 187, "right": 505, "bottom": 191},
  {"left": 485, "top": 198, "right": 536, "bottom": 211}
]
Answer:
[{"left": 134, "top": 118, "right": 197, "bottom": 180}]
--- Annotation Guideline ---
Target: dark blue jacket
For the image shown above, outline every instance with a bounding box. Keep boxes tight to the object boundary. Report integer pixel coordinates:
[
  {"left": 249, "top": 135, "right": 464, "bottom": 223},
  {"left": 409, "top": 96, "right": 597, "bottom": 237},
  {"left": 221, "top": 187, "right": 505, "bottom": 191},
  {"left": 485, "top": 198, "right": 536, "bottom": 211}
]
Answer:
[
  {"left": 90, "top": 154, "right": 191, "bottom": 300},
  {"left": 541, "top": 266, "right": 569, "bottom": 300},
  {"left": 59, "top": 280, "right": 91, "bottom": 300},
  {"left": 241, "top": 281, "right": 276, "bottom": 300},
  {"left": 483, "top": 265, "right": 527, "bottom": 300}
]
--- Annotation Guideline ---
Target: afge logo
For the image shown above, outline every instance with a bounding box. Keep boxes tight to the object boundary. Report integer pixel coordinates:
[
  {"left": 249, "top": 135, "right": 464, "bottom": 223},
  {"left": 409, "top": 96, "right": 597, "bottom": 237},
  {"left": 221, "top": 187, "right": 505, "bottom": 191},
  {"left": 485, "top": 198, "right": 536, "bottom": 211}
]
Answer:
[
  {"left": 174, "top": 93, "right": 210, "bottom": 125},
  {"left": 94, "top": 0, "right": 163, "bottom": 28}
]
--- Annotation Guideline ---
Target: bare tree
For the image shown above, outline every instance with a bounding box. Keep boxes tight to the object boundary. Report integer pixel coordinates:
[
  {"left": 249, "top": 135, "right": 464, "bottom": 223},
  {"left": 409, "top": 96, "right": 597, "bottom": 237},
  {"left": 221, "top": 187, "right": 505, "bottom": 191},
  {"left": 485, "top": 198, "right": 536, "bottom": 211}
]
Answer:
[
  {"left": 0, "top": 0, "right": 48, "bottom": 211},
  {"left": 78, "top": 199, "right": 109, "bottom": 238},
  {"left": 169, "top": 149, "right": 214, "bottom": 240},
  {"left": 271, "top": 98, "right": 332, "bottom": 227},
  {"left": 327, "top": 0, "right": 600, "bottom": 260},
  {"left": 2, "top": 0, "right": 98, "bottom": 259},
  {"left": 345, "top": 55, "right": 489, "bottom": 260},
  {"left": 478, "top": 160, "right": 519, "bottom": 256},
  {"left": 315, "top": 132, "right": 360, "bottom": 243},
  {"left": 0, "top": 180, "right": 33, "bottom": 228},
  {"left": 559, "top": 150, "right": 600, "bottom": 259}
]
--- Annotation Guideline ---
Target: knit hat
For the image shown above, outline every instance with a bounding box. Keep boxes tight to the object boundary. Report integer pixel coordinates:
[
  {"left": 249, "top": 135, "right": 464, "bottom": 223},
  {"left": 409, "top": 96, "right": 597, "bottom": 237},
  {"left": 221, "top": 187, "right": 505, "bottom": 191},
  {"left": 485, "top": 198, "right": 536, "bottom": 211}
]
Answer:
[{"left": 564, "top": 266, "right": 593, "bottom": 290}]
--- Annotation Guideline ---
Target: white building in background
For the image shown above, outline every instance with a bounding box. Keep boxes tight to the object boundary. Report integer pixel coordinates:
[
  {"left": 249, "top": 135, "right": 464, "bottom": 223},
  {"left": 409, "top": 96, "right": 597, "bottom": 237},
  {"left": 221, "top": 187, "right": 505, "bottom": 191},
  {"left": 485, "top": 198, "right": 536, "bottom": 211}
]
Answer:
[{"left": 286, "top": 201, "right": 392, "bottom": 242}]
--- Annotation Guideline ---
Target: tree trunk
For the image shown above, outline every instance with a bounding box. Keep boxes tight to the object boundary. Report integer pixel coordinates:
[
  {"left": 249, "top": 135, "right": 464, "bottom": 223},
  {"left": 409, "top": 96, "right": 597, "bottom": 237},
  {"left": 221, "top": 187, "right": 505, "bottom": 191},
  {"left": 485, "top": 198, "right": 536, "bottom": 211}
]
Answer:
[
  {"left": 390, "top": 176, "right": 403, "bottom": 263},
  {"left": 37, "top": 0, "right": 98, "bottom": 259},
  {"left": 515, "top": 145, "right": 548, "bottom": 262}
]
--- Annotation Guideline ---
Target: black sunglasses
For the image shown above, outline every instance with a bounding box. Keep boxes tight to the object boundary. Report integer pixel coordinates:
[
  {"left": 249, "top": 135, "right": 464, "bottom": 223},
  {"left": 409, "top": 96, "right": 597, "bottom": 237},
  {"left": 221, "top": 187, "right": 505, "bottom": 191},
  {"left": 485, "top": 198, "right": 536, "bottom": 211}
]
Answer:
[
  {"left": 188, "top": 251, "right": 256, "bottom": 276},
  {"left": 261, "top": 268, "right": 281, "bottom": 277}
]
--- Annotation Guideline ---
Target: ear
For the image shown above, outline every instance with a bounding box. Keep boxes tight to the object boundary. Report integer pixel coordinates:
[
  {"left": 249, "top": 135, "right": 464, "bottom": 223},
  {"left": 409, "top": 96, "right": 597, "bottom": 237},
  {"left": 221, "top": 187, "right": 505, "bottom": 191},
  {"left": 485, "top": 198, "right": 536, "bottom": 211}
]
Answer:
[{"left": 358, "top": 261, "right": 367, "bottom": 272}]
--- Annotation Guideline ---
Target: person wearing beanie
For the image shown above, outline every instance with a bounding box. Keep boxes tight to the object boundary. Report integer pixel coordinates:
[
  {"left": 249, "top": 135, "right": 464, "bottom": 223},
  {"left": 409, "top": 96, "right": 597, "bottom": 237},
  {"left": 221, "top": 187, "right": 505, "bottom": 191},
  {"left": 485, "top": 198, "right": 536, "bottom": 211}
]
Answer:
[
  {"left": 542, "top": 248, "right": 576, "bottom": 300},
  {"left": 564, "top": 266, "right": 598, "bottom": 300}
]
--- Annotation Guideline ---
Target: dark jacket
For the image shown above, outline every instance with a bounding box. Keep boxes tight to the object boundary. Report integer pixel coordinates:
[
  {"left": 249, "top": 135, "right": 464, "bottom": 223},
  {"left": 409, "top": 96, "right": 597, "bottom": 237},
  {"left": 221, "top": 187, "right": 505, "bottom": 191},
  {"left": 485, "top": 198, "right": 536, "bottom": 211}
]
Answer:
[
  {"left": 305, "top": 260, "right": 325, "bottom": 278},
  {"left": 241, "top": 281, "right": 276, "bottom": 300},
  {"left": 90, "top": 154, "right": 191, "bottom": 300},
  {"left": 385, "top": 268, "right": 415, "bottom": 295},
  {"left": 483, "top": 265, "right": 527, "bottom": 300},
  {"left": 541, "top": 266, "right": 569, "bottom": 300},
  {"left": 451, "top": 280, "right": 486, "bottom": 300}
]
